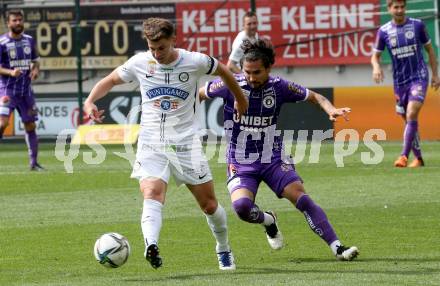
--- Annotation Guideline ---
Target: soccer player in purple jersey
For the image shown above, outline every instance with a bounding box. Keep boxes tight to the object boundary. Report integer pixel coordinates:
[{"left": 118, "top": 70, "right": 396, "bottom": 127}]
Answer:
[
  {"left": 371, "top": 0, "right": 440, "bottom": 168},
  {"left": 200, "top": 39, "right": 359, "bottom": 261},
  {"left": 0, "top": 10, "right": 43, "bottom": 171}
]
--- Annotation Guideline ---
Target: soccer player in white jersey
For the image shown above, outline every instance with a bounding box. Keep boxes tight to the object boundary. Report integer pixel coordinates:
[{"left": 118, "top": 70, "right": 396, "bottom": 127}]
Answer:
[
  {"left": 226, "top": 11, "right": 258, "bottom": 74},
  {"left": 83, "top": 17, "right": 248, "bottom": 270}
]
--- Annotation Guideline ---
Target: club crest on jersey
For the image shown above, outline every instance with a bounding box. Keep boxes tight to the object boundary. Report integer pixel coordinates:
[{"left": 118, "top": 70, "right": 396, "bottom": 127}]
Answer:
[
  {"left": 179, "top": 72, "right": 189, "bottom": 82},
  {"left": 147, "top": 60, "right": 156, "bottom": 75},
  {"left": 389, "top": 36, "right": 397, "bottom": 47},
  {"left": 23, "top": 46, "right": 31, "bottom": 55},
  {"left": 405, "top": 30, "right": 414, "bottom": 40},
  {"left": 8, "top": 48, "right": 16, "bottom": 59},
  {"left": 263, "top": 95, "right": 275, "bottom": 108},
  {"left": 146, "top": 87, "right": 189, "bottom": 100}
]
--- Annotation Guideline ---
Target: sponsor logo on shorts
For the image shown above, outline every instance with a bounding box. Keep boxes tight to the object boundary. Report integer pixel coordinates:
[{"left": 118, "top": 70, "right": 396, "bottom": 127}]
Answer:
[{"left": 228, "top": 164, "right": 237, "bottom": 176}]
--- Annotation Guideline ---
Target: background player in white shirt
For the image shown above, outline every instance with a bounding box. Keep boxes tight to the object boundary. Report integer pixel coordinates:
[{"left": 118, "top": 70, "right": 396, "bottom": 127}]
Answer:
[
  {"left": 227, "top": 11, "right": 258, "bottom": 74},
  {"left": 84, "top": 17, "right": 248, "bottom": 270}
]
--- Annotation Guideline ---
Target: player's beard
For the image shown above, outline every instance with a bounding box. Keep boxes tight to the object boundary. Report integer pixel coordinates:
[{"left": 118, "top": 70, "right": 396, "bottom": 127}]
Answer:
[{"left": 11, "top": 25, "right": 24, "bottom": 35}]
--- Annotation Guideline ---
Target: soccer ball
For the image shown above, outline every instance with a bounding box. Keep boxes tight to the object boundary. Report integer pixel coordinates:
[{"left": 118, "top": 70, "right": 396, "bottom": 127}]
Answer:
[{"left": 94, "top": 232, "right": 131, "bottom": 268}]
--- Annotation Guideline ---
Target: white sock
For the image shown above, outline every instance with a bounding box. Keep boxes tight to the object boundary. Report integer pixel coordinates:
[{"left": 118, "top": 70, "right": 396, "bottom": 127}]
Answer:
[
  {"left": 141, "top": 199, "right": 163, "bottom": 247},
  {"left": 205, "top": 204, "right": 230, "bottom": 253},
  {"left": 262, "top": 212, "right": 275, "bottom": 226},
  {"left": 330, "top": 240, "right": 342, "bottom": 255}
]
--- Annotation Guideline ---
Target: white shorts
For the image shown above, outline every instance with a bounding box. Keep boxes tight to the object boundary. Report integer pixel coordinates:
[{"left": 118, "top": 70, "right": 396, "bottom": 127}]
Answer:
[{"left": 131, "top": 141, "right": 212, "bottom": 186}]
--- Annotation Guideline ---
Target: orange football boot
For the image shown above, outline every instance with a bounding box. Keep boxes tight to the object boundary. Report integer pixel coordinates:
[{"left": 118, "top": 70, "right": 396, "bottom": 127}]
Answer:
[
  {"left": 394, "top": 155, "right": 408, "bottom": 167},
  {"left": 408, "top": 158, "right": 425, "bottom": 168}
]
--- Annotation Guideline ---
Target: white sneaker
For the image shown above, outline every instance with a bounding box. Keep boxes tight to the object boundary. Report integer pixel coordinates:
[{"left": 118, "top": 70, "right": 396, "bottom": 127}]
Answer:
[
  {"left": 264, "top": 211, "right": 283, "bottom": 250},
  {"left": 217, "top": 250, "right": 236, "bottom": 270},
  {"left": 336, "top": 245, "right": 359, "bottom": 261}
]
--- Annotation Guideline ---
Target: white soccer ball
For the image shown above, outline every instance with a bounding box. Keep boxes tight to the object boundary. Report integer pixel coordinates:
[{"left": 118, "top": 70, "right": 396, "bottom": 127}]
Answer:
[{"left": 94, "top": 232, "right": 131, "bottom": 268}]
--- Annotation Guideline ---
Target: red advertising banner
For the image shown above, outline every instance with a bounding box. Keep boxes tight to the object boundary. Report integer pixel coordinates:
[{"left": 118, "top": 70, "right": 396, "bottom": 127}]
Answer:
[{"left": 176, "top": 0, "right": 380, "bottom": 66}]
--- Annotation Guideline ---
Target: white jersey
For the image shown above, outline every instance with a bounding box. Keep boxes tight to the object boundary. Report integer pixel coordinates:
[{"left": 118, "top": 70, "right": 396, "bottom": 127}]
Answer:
[
  {"left": 117, "top": 48, "right": 218, "bottom": 145},
  {"left": 229, "top": 31, "right": 258, "bottom": 64}
]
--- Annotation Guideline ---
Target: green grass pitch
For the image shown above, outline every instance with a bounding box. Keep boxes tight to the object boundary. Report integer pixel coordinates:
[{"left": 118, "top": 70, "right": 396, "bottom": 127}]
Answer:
[{"left": 1, "top": 141, "right": 439, "bottom": 285}]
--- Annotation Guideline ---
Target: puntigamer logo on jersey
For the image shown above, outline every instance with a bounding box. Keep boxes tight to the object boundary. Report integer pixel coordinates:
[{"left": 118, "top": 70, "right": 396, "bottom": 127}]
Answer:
[{"left": 146, "top": 87, "right": 190, "bottom": 100}]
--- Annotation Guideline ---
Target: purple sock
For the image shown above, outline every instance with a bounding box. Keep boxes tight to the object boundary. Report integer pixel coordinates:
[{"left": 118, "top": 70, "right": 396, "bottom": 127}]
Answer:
[
  {"left": 411, "top": 131, "right": 422, "bottom": 159},
  {"left": 25, "top": 130, "right": 39, "bottom": 166},
  {"left": 402, "top": 120, "right": 418, "bottom": 157},
  {"left": 295, "top": 194, "right": 338, "bottom": 245}
]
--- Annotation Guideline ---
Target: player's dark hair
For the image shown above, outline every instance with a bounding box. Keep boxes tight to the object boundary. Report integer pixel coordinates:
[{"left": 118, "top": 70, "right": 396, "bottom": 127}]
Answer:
[
  {"left": 243, "top": 11, "right": 257, "bottom": 20},
  {"left": 386, "top": 0, "right": 406, "bottom": 7},
  {"left": 6, "top": 9, "right": 23, "bottom": 21},
  {"left": 240, "top": 39, "right": 275, "bottom": 69},
  {"left": 143, "top": 18, "right": 175, "bottom": 41}
]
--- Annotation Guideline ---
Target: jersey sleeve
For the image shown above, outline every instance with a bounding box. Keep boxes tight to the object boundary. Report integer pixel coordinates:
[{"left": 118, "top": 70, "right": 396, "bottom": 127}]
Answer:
[
  {"left": 205, "top": 78, "right": 230, "bottom": 99},
  {"left": 0, "top": 43, "right": 4, "bottom": 66},
  {"left": 229, "top": 35, "right": 244, "bottom": 63},
  {"left": 30, "top": 37, "right": 39, "bottom": 61},
  {"left": 116, "top": 55, "right": 137, "bottom": 83},
  {"left": 373, "top": 28, "right": 386, "bottom": 52},
  {"left": 418, "top": 21, "right": 431, "bottom": 45},
  {"left": 280, "top": 78, "right": 309, "bottom": 103},
  {"left": 193, "top": 52, "right": 218, "bottom": 76}
]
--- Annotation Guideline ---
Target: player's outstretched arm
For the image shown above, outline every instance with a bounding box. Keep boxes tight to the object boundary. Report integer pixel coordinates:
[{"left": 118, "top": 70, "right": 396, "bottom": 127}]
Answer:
[
  {"left": 84, "top": 69, "right": 125, "bottom": 123},
  {"left": 213, "top": 63, "right": 248, "bottom": 116},
  {"left": 424, "top": 43, "right": 440, "bottom": 91},
  {"left": 371, "top": 52, "right": 384, "bottom": 84},
  {"left": 307, "top": 91, "right": 351, "bottom": 122}
]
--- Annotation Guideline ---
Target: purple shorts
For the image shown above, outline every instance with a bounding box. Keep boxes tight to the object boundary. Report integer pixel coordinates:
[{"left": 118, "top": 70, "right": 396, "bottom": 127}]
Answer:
[
  {"left": 0, "top": 95, "right": 38, "bottom": 123},
  {"left": 393, "top": 81, "right": 428, "bottom": 115},
  {"left": 226, "top": 156, "right": 303, "bottom": 198}
]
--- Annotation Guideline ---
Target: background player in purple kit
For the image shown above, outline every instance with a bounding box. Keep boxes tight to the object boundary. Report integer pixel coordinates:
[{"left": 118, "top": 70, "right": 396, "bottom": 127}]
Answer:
[
  {"left": 371, "top": 0, "right": 440, "bottom": 168},
  {"left": 0, "top": 10, "right": 43, "bottom": 171},
  {"left": 200, "top": 39, "right": 359, "bottom": 261}
]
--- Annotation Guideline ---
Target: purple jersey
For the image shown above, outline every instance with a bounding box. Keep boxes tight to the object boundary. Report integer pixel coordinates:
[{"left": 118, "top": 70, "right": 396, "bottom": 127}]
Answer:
[
  {"left": 0, "top": 33, "right": 38, "bottom": 97},
  {"left": 206, "top": 75, "right": 308, "bottom": 163},
  {"left": 374, "top": 18, "right": 430, "bottom": 86}
]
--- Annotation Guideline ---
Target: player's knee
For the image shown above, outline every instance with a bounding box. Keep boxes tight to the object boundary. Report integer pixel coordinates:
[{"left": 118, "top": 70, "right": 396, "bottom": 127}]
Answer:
[
  {"left": 140, "top": 186, "right": 164, "bottom": 202},
  {"left": 406, "top": 112, "right": 418, "bottom": 121},
  {"left": 24, "top": 122, "right": 36, "bottom": 132},
  {"left": 200, "top": 199, "right": 218, "bottom": 215},
  {"left": 232, "top": 197, "right": 259, "bottom": 223}
]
